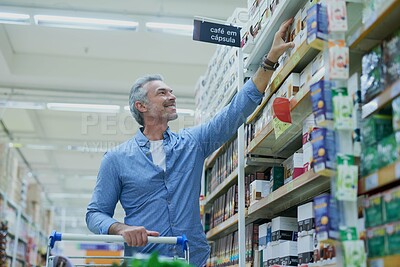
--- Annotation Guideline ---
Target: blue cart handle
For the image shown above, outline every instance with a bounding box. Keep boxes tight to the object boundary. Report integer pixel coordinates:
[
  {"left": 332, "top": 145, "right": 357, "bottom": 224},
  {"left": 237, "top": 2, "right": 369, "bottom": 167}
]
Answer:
[{"left": 49, "top": 231, "right": 188, "bottom": 253}]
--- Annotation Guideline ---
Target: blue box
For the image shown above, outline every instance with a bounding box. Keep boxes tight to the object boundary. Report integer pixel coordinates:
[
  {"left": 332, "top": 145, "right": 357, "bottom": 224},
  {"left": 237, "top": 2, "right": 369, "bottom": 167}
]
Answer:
[
  {"left": 313, "top": 194, "right": 339, "bottom": 242},
  {"left": 307, "top": 3, "right": 328, "bottom": 50},
  {"left": 311, "top": 80, "right": 333, "bottom": 127},
  {"left": 311, "top": 128, "right": 336, "bottom": 176}
]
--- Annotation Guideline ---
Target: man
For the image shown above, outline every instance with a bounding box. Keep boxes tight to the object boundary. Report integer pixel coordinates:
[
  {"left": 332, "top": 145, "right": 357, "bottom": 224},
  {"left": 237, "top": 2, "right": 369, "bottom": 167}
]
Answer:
[{"left": 86, "top": 18, "right": 294, "bottom": 267}]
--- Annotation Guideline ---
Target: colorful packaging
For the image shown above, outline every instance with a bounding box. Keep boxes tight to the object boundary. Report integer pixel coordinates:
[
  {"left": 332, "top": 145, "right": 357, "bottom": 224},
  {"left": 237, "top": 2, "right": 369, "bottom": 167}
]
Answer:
[
  {"left": 360, "top": 145, "right": 379, "bottom": 176},
  {"left": 361, "top": 114, "right": 393, "bottom": 147},
  {"left": 307, "top": 3, "right": 328, "bottom": 50},
  {"left": 377, "top": 134, "right": 398, "bottom": 168},
  {"left": 336, "top": 154, "right": 358, "bottom": 201},
  {"left": 311, "top": 128, "right": 336, "bottom": 176},
  {"left": 366, "top": 226, "right": 386, "bottom": 258},
  {"left": 342, "top": 240, "right": 366, "bottom": 267},
  {"left": 382, "top": 186, "right": 400, "bottom": 223},
  {"left": 361, "top": 45, "right": 384, "bottom": 103},
  {"left": 328, "top": 39, "right": 349, "bottom": 79},
  {"left": 311, "top": 80, "right": 333, "bottom": 127},
  {"left": 313, "top": 194, "right": 339, "bottom": 242},
  {"left": 385, "top": 222, "right": 400, "bottom": 255},
  {"left": 326, "top": 0, "right": 348, "bottom": 32},
  {"left": 364, "top": 193, "right": 383, "bottom": 228},
  {"left": 392, "top": 95, "right": 400, "bottom": 131},
  {"left": 270, "top": 166, "right": 284, "bottom": 192},
  {"left": 332, "top": 86, "right": 353, "bottom": 130},
  {"left": 383, "top": 29, "right": 400, "bottom": 86}
]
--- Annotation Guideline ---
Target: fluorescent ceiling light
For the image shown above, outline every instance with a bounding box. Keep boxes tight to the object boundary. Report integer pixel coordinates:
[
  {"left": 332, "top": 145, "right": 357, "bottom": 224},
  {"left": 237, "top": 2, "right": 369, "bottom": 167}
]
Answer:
[
  {"left": 0, "top": 12, "right": 30, "bottom": 25},
  {"left": 47, "top": 103, "right": 120, "bottom": 113},
  {"left": 145, "top": 22, "right": 193, "bottom": 36},
  {"left": 25, "top": 144, "right": 57, "bottom": 150},
  {"left": 123, "top": 105, "right": 194, "bottom": 116},
  {"left": 34, "top": 15, "right": 138, "bottom": 31},
  {"left": 0, "top": 100, "right": 45, "bottom": 110}
]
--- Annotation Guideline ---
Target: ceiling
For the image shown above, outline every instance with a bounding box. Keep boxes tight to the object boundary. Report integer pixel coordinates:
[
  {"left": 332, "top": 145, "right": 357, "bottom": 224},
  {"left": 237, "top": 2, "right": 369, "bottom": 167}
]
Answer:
[{"left": 0, "top": 0, "right": 246, "bottom": 234}]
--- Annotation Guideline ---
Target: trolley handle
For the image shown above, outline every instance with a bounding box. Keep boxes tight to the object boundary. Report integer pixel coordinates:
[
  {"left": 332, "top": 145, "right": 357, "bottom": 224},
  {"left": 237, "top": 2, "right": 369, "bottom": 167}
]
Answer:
[{"left": 49, "top": 231, "right": 188, "bottom": 252}]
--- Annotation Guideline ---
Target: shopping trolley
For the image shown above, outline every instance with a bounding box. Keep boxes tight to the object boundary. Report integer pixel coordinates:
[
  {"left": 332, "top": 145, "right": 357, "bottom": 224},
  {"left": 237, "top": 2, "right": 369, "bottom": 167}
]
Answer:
[{"left": 46, "top": 231, "right": 190, "bottom": 267}]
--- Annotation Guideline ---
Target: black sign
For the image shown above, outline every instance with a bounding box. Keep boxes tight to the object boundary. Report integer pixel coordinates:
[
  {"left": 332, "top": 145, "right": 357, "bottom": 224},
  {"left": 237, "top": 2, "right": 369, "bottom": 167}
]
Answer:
[{"left": 193, "top": 19, "right": 241, "bottom": 47}]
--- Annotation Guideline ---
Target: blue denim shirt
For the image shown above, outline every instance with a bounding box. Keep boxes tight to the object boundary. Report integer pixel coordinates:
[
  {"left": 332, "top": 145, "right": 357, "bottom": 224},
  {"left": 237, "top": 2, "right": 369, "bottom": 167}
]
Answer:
[{"left": 86, "top": 79, "right": 263, "bottom": 266}]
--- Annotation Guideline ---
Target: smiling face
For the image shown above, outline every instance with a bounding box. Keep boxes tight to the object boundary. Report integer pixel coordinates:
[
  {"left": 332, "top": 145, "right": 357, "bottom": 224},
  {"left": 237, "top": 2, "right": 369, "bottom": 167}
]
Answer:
[{"left": 139, "top": 80, "right": 178, "bottom": 125}]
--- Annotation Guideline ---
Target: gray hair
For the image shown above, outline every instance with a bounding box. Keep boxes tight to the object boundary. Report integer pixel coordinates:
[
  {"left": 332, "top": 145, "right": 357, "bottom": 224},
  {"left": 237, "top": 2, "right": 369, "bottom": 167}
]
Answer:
[{"left": 129, "top": 74, "right": 164, "bottom": 126}]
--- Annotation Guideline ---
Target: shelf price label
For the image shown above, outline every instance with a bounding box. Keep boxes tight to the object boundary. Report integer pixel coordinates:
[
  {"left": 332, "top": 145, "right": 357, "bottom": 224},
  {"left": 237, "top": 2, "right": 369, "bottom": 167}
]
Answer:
[{"left": 193, "top": 19, "right": 241, "bottom": 47}]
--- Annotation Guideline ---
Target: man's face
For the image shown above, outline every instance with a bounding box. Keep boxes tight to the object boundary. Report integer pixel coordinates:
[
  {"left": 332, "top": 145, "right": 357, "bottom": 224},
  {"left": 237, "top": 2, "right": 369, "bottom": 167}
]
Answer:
[{"left": 143, "top": 80, "right": 178, "bottom": 123}]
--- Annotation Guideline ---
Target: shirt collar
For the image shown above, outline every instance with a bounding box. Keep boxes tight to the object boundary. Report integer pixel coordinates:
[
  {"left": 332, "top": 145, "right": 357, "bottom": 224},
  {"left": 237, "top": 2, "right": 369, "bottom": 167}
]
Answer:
[{"left": 135, "top": 127, "right": 172, "bottom": 147}]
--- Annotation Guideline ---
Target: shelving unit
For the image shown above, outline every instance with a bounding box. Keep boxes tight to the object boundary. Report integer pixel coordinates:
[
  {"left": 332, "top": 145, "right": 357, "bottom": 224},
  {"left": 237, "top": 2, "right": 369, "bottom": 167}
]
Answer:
[
  {"left": 347, "top": 0, "right": 400, "bottom": 52},
  {"left": 362, "top": 79, "right": 400, "bottom": 119},
  {"left": 206, "top": 213, "right": 239, "bottom": 240},
  {"left": 359, "top": 160, "right": 400, "bottom": 194},
  {"left": 368, "top": 254, "right": 400, "bottom": 267}
]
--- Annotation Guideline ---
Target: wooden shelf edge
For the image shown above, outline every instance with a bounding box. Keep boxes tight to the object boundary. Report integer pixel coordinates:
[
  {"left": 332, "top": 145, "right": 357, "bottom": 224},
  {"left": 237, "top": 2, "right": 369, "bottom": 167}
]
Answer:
[
  {"left": 348, "top": 0, "right": 400, "bottom": 49},
  {"left": 362, "top": 79, "right": 400, "bottom": 119},
  {"left": 206, "top": 213, "right": 238, "bottom": 240},
  {"left": 359, "top": 160, "right": 400, "bottom": 194},
  {"left": 247, "top": 170, "right": 329, "bottom": 217},
  {"left": 368, "top": 254, "right": 400, "bottom": 267},
  {"left": 204, "top": 168, "right": 238, "bottom": 207}
]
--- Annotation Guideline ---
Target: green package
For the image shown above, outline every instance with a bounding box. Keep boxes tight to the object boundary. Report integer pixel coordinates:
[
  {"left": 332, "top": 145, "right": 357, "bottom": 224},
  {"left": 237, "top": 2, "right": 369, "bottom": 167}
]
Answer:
[
  {"left": 270, "top": 166, "right": 284, "bottom": 192},
  {"left": 377, "top": 134, "right": 398, "bottom": 168},
  {"left": 361, "top": 115, "right": 393, "bottom": 147},
  {"left": 385, "top": 222, "right": 400, "bottom": 255},
  {"left": 336, "top": 155, "right": 358, "bottom": 201},
  {"left": 332, "top": 87, "right": 353, "bottom": 130},
  {"left": 367, "top": 226, "right": 386, "bottom": 258},
  {"left": 364, "top": 193, "right": 383, "bottom": 228},
  {"left": 360, "top": 145, "right": 379, "bottom": 176},
  {"left": 342, "top": 240, "right": 367, "bottom": 267},
  {"left": 383, "top": 186, "right": 400, "bottom": 223},
  {"left": 392, "top": 96, "right": 400, "bottom": 131}
]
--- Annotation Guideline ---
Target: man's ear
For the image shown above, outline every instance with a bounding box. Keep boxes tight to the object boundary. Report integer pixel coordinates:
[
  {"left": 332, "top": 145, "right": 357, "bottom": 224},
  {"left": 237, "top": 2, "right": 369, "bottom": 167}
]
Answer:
[{"left": 135, "top": 101, "right": 147, "bottom": 113}]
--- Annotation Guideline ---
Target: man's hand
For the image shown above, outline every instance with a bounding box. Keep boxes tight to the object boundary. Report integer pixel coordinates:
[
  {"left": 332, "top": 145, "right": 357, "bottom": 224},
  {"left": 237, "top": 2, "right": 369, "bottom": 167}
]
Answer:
[
  {"left": 267, "top": 18, "right": 295, "bottom": 62},
  {"left": 109, "top": 223, "right": 159, "bottom": 247}
]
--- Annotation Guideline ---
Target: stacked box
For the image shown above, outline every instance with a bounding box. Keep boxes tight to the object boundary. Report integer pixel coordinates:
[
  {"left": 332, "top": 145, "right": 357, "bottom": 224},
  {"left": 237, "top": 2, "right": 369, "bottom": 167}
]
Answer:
[
  {"left": 250, "top": 180, "right": 270, "bottom": 204},
  {"left": 361, "top": 115, "right": 392, "bottom": 147},
  {"left": 377, "top": 133, "right": 398, "bottom": 168},
  {"left": 313, "top": 194, "right": 339, "bottom": 242},
  {"left": 298, "top": 235, "right": 314, "bottom": 265},
  {"left": 364, "top": 193, "right": 383, "bottom": 228},
  {"left": 307, "top": 3, "right": 328, "bottom": 50},
  {"left": 279, "top": 241, "right": 298, "bottom": 266},
  {"left": 311, "top": 128, "right": 336, "bottom": 176},
  {"left": 311, "top": 80, "right": 333, "bottom": 127},
  {"left": 366, "top": 226, "right": 386, "bottom": 258},
  {"left": 269, "top": 166, "right": 284, "bottom": 193},
  {"left": 383, "top": 29, "right": 400, "bottom": 86},
  {"left": 298, "top": 202, "right": 315, "bottom": 235},
  {"left": 271, "top": 216, "right": 298, "bottom": 243},
  {"left": 385, "top": 222, "right": 400, "bottom": 255},
  {"left": 361, "top": 45, "right": 384, "bottom": 103},
  {"left": 382, "top": 186, "right": 400, "bottom": 223}
]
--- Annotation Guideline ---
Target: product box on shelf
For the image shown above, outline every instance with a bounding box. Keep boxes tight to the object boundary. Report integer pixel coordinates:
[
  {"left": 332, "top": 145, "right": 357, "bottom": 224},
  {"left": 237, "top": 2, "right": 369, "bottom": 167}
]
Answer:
[
  {"left": 278, "top": 73, "right": 300, "bottom": 100},
  {"left": 269, "top": 166, "right": 284, "bottom": 192},
  {"left": 303, "top": 142, "right": 313, "bottom": 172},
  {"left": 271, "top": 216, "right": 298, "bottom": 243},
  {"left": 326, "top": 0, "right": 348, "bottom": 32},
  {"left": 336, "top": 154, "right": 358, "bottom": 201},
  {"left": 383, "top": 28, "right": 400, "bottom": 86},
  {"left": 297, "top": 234, "right": 314, "bottom": 265},
  {"left": 377, "top": 133, "right": 398, "bottom": 168},
  {"left": 311, "top": 128, "right": 336, "bottom": 176},
  {"left": 300, "top": 62, "right": 313, "bottom": 92},
  {"left": 298, "top": 202, "right": 315, "bottom": 235},
  {"left": 250, "top": 179, "right": 270, "bottom": 204},
  {"left": 360, "top": 145, "right": 379, "bottom": 176},
  {"left": 312, "top": 231, "right": 337, "bottom": 264},
  {"left": 361, "top": 44, "right": 384, "bottom": 103},
  {"left": 366, "top": 225, "right": 386, "bottom": 258},
  {"left": 303, "top": 113, "right": 319, "bottom": 145},
  {"left": 328, "top": 39, "right": 349, "bottom": 80},
  {"left": 332, "top": 86, "right": 353, "bottom": 130},
  {"left": 361, "top": 114, "right": 393, "bottom": 147},
  {"left": 307, "top": 3, "right": 328, "bottom": 50},
  {"left": 279, "top": 241, "right": 298, "bottom": 266},
  {"left": 382, "top": 185, "right": 400, "bottom": 223},
  {"left": 364, "top": 193, "right": 383, "bottom": 228},
  {"left": 311, "top": 80, "right": 333, "bottom": 127},
  {"left": 259, "top": 222, "right": 271, "bottom": 250},
  {"left": 341, "top": 240, "right": 366, "bottom": 267},
  {"left": 385, "top": 221, "right": 400, "bottom": 255},
  {"left": 313, "top": 194, "right": 339, "bottom": 242},
  {"left": 392, "top": 96, "right": 400, "bottom": 131}
]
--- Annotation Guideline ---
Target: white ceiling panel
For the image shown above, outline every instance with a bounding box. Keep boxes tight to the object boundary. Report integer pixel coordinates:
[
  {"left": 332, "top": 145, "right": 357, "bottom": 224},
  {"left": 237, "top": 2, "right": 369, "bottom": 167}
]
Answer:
[{"left": 1, "top": 108, "right": 36, "bottom": 132}]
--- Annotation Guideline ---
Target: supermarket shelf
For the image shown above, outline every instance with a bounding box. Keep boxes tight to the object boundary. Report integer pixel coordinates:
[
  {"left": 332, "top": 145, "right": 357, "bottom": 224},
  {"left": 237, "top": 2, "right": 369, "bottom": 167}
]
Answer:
[
  {"left": 247, "top": 171, "right": 330, "bottom": 222},
  {"left": 362, "top": 79, "right": 400, "bottom": 119},
  {"left": 247, "top": 91, "right": 311, "bottom": 158},
  {"left": 368, "top": 254, "right": 400, "bottom": 267},
  {"left": 206, "top": 213, "right": 239, "bottom": 241},
  {"left": 244, "top": 0, "right": 306, "bottom": 70},
  {"left": 348, "top": 0, "right": 400, "bottom": 52},
  {"left": 359, "top": 160, "right": 400, "bottom": 194},
  {"left": 247, "top": 42, "right": 318, "bottom": 124},
  {"left": 204, "top": 168, "right": 238, "bottom": 208}
]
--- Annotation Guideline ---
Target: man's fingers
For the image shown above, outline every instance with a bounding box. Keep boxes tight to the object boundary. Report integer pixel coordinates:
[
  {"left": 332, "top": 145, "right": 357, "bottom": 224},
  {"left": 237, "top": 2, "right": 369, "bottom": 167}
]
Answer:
[
  {"left": 147, "top": 230, "right": 160, "bottom": 237},
  {"left": 279, "top": 18, "right": 294, "bottom": 35},
  {"left": 141, "top": 231, "right": 148, "bottom": 246}
]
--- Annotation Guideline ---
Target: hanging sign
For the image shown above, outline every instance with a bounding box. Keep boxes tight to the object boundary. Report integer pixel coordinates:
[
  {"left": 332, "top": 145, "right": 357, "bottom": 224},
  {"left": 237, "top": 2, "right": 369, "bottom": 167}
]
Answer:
[
  {"left": 272, "top": 97, "right": 292, "bottom": 139},
  {"left": 193, "top": 19, "right": 241, "bottom": 47}
]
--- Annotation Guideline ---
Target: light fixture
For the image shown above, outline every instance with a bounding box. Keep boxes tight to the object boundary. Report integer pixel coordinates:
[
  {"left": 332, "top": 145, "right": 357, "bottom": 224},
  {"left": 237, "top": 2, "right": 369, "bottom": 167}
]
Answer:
[
  {"left": 123, "top": 105, "right": 194, "bottom": 116},
  {"left": 47, "top": 103, "right": 120, "bottom": 113},
  {"left": 25, "top": 144, "right": 57, "bottom": 150},
  {"left": 145, "top": 22, "right": 193, "bottom": 36},
  {"left": 0, "top": 100, "right": 45, "bottom": 110},
  {"left": 34, "top": 15, "right": 138, "bottom": 31},
  {"left": 0, "top": 12, "right": 30, "bottom": 25}
]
